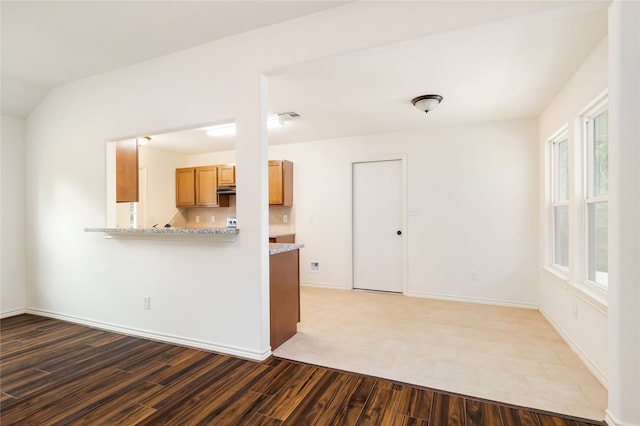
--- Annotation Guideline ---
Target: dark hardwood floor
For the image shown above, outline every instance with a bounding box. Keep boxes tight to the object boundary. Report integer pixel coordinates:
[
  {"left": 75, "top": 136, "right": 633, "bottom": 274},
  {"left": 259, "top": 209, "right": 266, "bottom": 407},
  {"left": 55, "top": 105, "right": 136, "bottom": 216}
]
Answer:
[{"left": 1, "top": 314, "right": 603, "bottom": 425}]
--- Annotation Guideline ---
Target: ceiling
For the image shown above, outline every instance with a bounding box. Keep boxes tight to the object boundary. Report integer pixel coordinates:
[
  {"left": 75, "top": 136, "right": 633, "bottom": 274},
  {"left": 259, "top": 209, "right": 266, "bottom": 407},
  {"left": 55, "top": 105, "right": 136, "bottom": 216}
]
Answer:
[
  {"left": 0, "top": 1, "right": 348, "bottom": 119},
  {"left": 2, "top": 1, "right": 609, "bottom": 154}
]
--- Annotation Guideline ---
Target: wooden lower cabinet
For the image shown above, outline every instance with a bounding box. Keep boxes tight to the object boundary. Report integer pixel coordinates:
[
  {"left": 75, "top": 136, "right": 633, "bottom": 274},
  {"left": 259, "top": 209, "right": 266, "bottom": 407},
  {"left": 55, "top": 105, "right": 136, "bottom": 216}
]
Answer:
[{"left": 269, "top": 249, "right": 300, "bottom": 350}]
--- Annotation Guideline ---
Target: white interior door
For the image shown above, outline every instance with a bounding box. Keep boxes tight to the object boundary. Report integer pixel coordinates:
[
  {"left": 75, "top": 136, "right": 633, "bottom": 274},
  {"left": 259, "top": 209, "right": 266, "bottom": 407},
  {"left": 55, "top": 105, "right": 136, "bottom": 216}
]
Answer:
[{"left": 352, "top": 160, "right": 403, "bottom": 293}]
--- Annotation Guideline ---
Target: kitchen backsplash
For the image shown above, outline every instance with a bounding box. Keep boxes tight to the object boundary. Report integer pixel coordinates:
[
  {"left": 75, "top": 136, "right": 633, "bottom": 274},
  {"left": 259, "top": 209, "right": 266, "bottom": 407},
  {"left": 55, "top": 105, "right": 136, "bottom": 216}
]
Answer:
[
  {"left": 181, "top": 196, "right": 236, "bottom": 228},
  {"left": 178, "top": 199, "right": 295, "bottom": 234},
  {"left": 269, "top": 205, "right": 295, "bottom": 235}
]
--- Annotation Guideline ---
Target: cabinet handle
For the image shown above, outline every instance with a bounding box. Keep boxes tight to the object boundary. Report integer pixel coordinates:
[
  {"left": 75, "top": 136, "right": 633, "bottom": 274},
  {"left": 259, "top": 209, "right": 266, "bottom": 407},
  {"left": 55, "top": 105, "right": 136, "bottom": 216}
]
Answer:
[{"left": 397, "top": 230, "right": 402, "bottom": 235}]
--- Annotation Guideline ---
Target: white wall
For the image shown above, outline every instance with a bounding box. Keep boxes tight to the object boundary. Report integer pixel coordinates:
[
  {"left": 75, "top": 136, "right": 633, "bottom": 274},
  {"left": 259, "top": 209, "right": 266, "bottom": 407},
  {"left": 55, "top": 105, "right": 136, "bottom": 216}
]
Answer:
[
  {"left": 269, "top": 119, "right": 540, "bottom": 307},
  {"left": 606, "top": 1, "right": 640, "bottom": 424},
  {"left": 538, "top": 38, "right": 608, "bottom": 385},
  {"left": 1, "top": 116, "right": 27, "bottom": 317}
]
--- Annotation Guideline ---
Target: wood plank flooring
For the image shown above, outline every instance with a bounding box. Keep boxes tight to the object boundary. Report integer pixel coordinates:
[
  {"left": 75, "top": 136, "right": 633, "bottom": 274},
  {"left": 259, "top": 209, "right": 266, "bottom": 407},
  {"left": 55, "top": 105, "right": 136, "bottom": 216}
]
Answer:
[{"left": 1, "top": 315, "right": 604, "bottom": 425}]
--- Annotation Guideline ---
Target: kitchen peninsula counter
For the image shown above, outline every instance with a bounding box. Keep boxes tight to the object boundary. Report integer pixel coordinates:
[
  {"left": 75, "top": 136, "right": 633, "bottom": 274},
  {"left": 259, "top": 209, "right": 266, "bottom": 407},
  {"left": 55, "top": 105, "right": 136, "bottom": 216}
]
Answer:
[
  {"left": 86, "top": 226, "right": 301, "bottom": 351},
  {"left": 84, "top": 227, "right": 239, "bottom": 241},
  {"left": 269, "top": 243, "right": 303, "bottom": 350},
  {"left": 85, "top": 227, "right": 239, "bottom": 235}
]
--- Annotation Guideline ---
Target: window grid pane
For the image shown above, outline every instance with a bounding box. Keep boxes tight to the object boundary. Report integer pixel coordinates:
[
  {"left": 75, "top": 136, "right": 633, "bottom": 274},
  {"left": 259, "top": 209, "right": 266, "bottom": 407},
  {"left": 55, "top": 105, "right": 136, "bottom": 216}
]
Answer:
[
  {"left": 585, "top": 106, "right": 608, "bottom": 287},
  {"left": 557, "top": 139, "right": 569, "bottom": 202},
  {"left": 587, "top": 201, "right": 608, "bottom": 285},
  {"left": 592, "top": 111, "right": 608, "bottom": 197},
  {"left": 554, "top": 205, "right": 569, "bottom": 268}
]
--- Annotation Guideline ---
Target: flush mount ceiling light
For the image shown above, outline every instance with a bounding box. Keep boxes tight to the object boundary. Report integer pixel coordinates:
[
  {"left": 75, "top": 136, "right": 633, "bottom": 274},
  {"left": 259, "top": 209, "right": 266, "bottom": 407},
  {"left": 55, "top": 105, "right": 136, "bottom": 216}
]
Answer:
[
  {"left": 411, "top": 94, "right": 443, "bottom": 114},
  {"left": 204, "top": 112, "right": 299, "bottom": 137}
]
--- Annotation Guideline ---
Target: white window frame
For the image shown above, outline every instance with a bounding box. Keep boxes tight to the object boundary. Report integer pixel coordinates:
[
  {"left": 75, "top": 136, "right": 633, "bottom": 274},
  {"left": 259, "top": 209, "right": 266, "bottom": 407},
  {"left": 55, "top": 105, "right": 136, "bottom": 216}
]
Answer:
[
  {"left": 583, "top": 97, "right": 608, "bottom": 290},
  {"left": 550, "top": 127, "right": 570, "bottom": 272}
]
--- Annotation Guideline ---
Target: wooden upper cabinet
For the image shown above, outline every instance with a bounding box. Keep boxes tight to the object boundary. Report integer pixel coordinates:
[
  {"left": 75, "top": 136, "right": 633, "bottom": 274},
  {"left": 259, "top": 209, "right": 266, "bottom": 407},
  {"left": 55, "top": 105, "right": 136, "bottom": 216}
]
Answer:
[
  {"left": 176, "top": 166, "right": 230, "bottom": 208},
  {"left": 195, "top": 166, "right": 218, "bottom": 207},
  {"left": 115, "top": 139, "right": 138, "bottom": 203},
  {"left": 269, "top": 160, "right": 293, "bottom": 206},
  {"left": 175, "top": 168, "right": 196, "bottom": 207},
  {"left": 218, "top": 164, "right": 236, "bottom": 186}
]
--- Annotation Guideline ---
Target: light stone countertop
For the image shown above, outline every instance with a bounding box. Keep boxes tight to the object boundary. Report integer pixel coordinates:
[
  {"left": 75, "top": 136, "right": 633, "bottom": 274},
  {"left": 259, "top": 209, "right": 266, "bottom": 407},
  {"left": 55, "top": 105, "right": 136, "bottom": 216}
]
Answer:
[
  {"left": 85, "top": 227, "right": 239, "bottom": 235},
  {"left": 269, "top": 243, "right": 304, "bottom": 255},
  {"left": 84, "top": 227, "right": 239, "bottom": 241},
  {"left": 85, "top": 228, "right": 302, "bottom": 252}
]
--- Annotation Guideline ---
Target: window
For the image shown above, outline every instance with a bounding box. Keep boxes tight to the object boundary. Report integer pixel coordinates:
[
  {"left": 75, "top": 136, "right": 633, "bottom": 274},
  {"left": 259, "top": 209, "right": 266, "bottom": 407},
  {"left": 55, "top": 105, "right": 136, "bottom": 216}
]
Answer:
[
  {"left": 584, "top": 106, "right": 608, "bottom": 286},
  {"left": 551, "top": 130, "right": 569, "bottom": 269}
]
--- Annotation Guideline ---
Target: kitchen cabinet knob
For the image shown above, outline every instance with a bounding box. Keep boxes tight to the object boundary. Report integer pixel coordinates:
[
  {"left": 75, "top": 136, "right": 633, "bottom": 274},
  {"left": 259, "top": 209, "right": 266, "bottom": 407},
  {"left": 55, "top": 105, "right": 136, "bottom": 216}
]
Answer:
[{"left": 397, "top": 230, "right": 402, "bottom": 235}]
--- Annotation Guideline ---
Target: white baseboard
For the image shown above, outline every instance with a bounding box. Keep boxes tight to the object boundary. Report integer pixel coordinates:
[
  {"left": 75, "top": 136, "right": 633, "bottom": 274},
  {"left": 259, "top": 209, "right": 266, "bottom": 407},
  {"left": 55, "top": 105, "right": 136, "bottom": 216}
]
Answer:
[
  {"left": 539, "top": 308, "right": 608, "bottom": 388},
  {"left": 405, "top": 290, "right": 539, "bottom": 310},
  {"left": 605, "top": 409, "right": 640, "bottom": 426},
  {"left": 1, "top": 308, "right": 27, "bottom": 319},
  {"left": 301, "top": 285, "right": 539, "bottom": 310},
  {"left": 301, "top": 281, "right": 350, "bottom": 290},
  {"left": 24, "top": 308, "right": 271, "bottom": 362}
]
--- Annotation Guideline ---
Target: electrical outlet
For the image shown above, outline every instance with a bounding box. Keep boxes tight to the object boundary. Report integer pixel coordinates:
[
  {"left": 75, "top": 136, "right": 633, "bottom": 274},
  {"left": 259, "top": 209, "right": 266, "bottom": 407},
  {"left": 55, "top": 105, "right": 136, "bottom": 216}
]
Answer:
[
  {"left": 470, "top": 271, "right": 479, "bottom": 280},
  {"left": 210, "top": 215, "right": 215, "bottom": 223},
  {"left": 283, "top": 214, "right": 288, "bottom": 223},
  {"left": 310, "top": 261, "right": 320, "bottom": 272},
  {"left": 195, "top": 215, "right": 200, "bottom": 223},
  {"left": 226, "top": 217, "right": 237, "bottom": 228},
  {"left": 143, "top": 296, "right": 151, "bottom": 310}
]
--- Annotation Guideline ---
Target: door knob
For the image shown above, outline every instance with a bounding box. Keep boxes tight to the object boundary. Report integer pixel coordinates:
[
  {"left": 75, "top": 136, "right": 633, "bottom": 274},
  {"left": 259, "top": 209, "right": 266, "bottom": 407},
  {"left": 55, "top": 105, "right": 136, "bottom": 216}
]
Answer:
[{"left": 397, "top": 230, "right": 402, "bottom": 235}]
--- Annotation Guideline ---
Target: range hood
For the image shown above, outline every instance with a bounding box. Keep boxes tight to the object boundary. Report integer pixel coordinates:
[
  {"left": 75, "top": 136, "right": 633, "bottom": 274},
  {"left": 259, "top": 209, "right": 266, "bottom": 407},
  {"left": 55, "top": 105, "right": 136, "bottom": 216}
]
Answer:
[{"left": 217, "top": 185, "right": 236, "bottom": 195}]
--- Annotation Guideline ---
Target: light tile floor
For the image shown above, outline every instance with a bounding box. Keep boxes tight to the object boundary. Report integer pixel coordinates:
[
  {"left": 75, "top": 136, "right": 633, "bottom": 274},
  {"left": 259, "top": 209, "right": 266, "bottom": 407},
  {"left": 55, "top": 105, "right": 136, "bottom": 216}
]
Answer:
[{"left": 273, "top": 286, "right": 607, "bottom": 421}]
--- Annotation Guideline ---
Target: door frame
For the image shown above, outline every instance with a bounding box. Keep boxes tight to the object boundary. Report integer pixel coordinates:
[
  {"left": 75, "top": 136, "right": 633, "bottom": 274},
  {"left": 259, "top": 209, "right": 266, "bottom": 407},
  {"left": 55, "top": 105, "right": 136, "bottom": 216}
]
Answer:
[{"left": 349, "top": 154, "right": 408, "bottom": 294}]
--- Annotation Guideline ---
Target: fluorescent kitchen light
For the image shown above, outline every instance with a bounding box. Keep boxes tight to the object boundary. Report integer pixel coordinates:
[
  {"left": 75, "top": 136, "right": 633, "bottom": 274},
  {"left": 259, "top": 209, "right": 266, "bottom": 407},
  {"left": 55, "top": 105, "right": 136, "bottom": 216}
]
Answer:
[
  {"left": 268, "top": 115, "right": 284, "bottom": 128},
  {"left": 205, "top": 122, "right": 236, "bottom": 137}
]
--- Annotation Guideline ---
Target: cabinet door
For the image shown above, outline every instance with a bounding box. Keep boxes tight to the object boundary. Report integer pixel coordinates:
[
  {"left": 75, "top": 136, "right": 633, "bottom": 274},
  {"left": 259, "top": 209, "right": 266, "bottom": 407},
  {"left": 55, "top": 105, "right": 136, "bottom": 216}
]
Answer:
[
  {"left": 270, "top": 249, "right": 300, "bottom": 350},
  {"left": 195, "top": 166, "right": 218, "bottom": 207},
  {"left": 269, "top": 160, "right": 293, "bottom": 206},
  {"left": 175, "top": 168, "right": 195, "bottom": 207},
  {"left": 218, "top": 165, "right": 236, "bottom": 186},
  {"left": 268, "top": 161, "right": 283, "bottom": 205},
  {"left": 116, "top": 139, "right": 138, "bottom": 203}
]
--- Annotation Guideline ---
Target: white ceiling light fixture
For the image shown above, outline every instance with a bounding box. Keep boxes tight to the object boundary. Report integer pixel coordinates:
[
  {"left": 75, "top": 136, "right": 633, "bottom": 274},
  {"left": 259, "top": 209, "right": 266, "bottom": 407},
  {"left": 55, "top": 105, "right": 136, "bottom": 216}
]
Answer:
[
  {"left": 204, "top": 113, "right": 299, "bottom": 137},
  {"left": 411, "top": 94, "right": 443, "bottom": 114}
]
